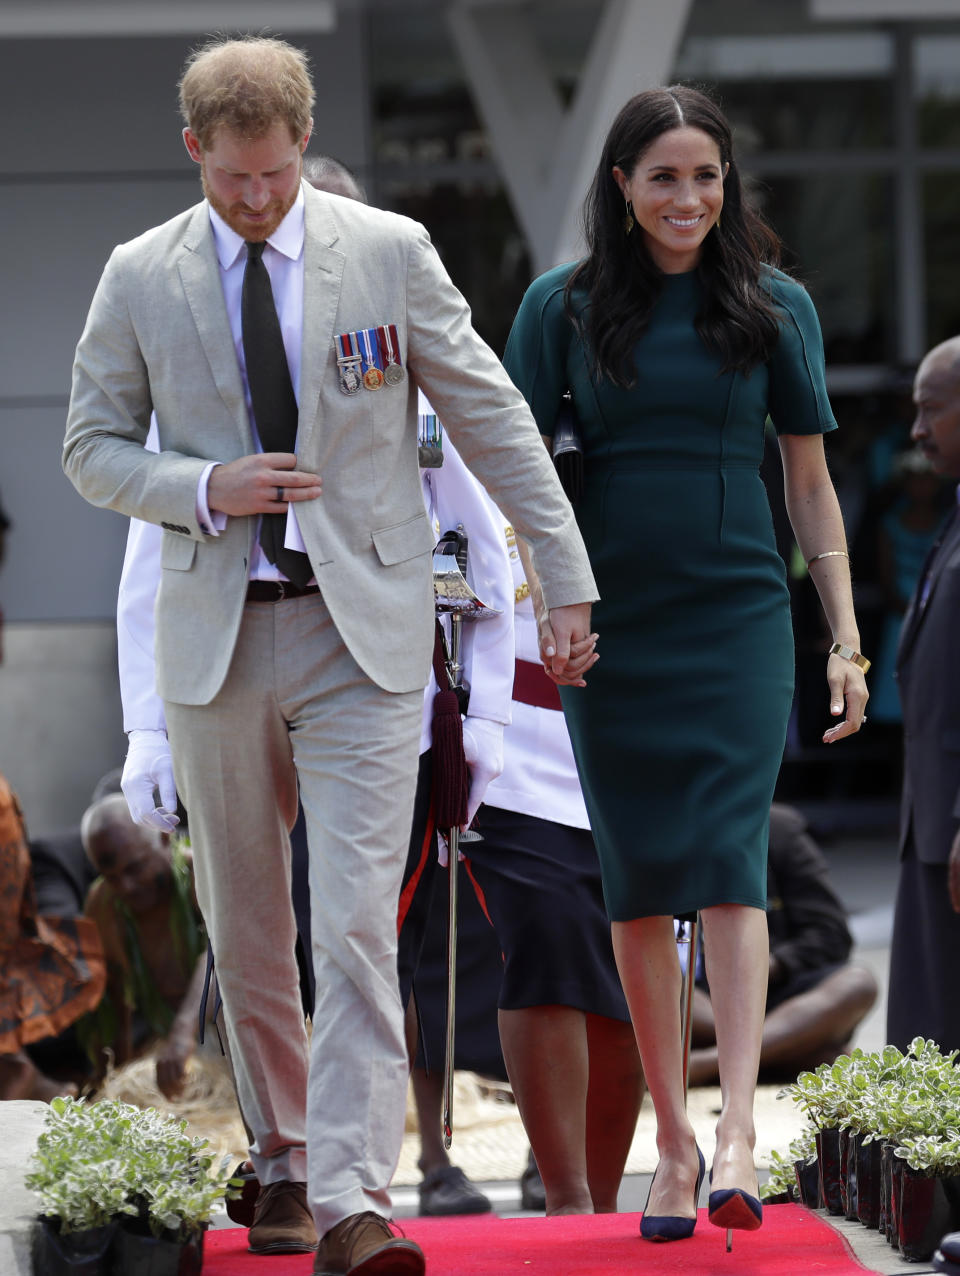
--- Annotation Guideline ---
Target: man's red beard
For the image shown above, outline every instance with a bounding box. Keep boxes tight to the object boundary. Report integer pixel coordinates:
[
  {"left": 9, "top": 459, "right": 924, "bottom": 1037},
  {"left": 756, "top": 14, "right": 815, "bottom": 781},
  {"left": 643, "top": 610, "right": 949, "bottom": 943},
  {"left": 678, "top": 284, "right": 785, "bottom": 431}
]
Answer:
[{"left": 200, "top": 159, "right": 300, "bottom": 242}]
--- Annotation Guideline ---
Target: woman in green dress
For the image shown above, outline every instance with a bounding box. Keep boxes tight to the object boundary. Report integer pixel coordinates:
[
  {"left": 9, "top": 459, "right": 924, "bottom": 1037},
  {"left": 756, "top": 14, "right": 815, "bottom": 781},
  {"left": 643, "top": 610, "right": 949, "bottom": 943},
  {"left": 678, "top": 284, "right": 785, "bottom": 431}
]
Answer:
[{"left": 504, "top": 86, "right": 869, "bottom": 1249}]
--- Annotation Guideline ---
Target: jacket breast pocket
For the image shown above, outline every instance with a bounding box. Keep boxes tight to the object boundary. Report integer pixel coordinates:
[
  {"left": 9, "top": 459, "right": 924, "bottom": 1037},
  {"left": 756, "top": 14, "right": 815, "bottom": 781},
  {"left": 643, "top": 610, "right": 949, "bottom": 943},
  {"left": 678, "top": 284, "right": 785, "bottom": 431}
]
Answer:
[
  {"left": 371, "top": 513, "right": 434, "bottom": 566},
  {"left": 160, "top": 532, "right": 198, "bottom": 571}
]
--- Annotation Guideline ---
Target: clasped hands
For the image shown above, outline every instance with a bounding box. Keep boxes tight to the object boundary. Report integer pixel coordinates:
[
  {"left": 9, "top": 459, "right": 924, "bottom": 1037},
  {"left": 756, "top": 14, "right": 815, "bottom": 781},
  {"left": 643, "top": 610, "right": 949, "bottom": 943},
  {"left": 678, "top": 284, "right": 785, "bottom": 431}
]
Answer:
[{"left": 537, "top": 602, "right": 598, "bottom": 687}]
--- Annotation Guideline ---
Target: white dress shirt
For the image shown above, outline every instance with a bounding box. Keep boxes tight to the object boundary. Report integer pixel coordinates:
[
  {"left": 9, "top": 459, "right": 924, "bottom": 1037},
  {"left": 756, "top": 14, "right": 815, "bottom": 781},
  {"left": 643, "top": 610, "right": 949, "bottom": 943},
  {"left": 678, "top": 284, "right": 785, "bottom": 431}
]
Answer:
[{"left": 197, "top": 190, "right": 311, "bottom": 580}]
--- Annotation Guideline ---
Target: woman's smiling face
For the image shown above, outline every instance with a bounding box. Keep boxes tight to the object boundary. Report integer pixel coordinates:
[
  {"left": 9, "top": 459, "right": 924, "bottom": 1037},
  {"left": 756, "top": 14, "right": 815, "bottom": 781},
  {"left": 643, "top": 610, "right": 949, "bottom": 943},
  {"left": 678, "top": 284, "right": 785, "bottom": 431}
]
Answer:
[{"left": 614, "top": 126, "right": 727, "bottom": 274}]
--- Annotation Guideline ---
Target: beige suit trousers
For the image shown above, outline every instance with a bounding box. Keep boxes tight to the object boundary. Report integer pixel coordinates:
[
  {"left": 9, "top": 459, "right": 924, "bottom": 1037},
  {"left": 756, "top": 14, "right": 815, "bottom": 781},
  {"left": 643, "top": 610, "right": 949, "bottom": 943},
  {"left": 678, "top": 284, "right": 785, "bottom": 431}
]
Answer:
[{"left": 164, "top": 592, "right": 422, "bottom": 1233}]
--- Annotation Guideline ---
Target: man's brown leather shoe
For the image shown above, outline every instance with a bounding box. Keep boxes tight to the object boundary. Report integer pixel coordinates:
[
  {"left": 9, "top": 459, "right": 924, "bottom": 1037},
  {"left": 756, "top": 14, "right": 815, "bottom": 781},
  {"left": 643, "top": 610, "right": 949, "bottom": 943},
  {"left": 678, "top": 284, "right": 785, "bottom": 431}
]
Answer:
[
  {"left": 312, "top": 1211, "right": 425, "bottom": 1275},
  {"left": 247, "top": 1180, "right": 318, "bottom": 1254}
]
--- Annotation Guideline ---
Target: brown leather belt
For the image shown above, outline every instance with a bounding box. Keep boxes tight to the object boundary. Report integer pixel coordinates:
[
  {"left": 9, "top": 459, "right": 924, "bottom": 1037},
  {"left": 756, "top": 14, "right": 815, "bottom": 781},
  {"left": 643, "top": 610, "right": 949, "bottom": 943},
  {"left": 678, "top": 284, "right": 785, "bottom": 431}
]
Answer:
[
  {"left": 512, "top": 658, "right": 563, "bottom": 712},
  {"left": 246, "top": 580, "right": 320, "bottom": 602}
]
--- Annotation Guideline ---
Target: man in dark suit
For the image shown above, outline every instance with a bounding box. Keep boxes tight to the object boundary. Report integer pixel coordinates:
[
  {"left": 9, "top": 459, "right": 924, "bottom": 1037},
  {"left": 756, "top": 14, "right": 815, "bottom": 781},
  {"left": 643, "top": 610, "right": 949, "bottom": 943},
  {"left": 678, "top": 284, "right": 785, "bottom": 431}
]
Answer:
[{"left": 887, "top": 336, "right": 960, "bottom": 1052}]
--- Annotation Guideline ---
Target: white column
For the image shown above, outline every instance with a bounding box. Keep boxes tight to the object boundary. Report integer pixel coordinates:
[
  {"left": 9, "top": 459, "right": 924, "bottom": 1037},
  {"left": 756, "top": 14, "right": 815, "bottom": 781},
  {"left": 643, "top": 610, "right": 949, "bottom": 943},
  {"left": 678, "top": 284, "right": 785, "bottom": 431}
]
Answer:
[{"left": 448, "top": 0, "right": 694, "bottom": 273}]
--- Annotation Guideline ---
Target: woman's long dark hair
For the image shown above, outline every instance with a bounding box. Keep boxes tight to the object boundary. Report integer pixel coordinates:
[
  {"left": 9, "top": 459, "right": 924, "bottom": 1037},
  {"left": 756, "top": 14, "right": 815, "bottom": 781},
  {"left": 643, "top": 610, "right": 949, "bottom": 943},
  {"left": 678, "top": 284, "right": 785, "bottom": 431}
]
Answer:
[{"left": 567, "top": 84, "right": 783, "bottom": 386}]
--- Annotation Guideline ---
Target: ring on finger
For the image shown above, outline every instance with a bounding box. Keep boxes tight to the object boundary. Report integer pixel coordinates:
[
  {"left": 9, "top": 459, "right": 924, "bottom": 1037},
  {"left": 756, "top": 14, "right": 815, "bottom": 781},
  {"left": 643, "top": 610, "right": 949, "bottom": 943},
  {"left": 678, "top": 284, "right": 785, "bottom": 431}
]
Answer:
[{"left": 276, "top": 485, "right": 284, "bottom": 503}]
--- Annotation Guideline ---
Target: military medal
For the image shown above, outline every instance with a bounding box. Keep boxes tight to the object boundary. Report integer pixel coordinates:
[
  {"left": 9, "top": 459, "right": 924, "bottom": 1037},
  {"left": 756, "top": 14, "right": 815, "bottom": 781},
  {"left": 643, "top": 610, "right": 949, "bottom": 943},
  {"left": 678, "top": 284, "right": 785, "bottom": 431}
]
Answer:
[
  {"left": 360, "top": 328, "right": 384, "bottom": 390},
  {"left": 335, "top": 332, "right": 363, "bottom": 395},
  {"left": 379, "top": 323, "right": 405, "bottom": 386},
  {"left": 418, "top": 405, "right": 444, "bottom": 468}
]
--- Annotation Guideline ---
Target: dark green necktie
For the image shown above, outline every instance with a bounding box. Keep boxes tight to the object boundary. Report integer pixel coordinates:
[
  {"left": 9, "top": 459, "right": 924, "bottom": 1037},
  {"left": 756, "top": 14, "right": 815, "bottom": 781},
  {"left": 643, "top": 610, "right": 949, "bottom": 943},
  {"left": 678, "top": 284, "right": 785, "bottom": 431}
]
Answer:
[{"left": 241, "top": 240, "right": 312, "bottom": 586}]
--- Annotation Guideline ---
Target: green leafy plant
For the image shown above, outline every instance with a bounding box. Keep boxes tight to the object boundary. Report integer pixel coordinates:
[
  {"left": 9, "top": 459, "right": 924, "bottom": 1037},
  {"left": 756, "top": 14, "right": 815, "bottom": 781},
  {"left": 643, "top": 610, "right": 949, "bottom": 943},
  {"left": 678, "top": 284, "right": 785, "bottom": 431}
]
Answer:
[
  {"left": 762, "top": 1124, "right": 817, "bottom": 1200},
  {"left": 778, "top": 1039, "right": 960, "bottom": 1139},
  {"left": 26, "top": 1096, "right": 238, "bottom": 1240},
  {"left": 895, "top": 1133, "right": 960, "bottom": 1176},
  {"left": 775, "top": 1038, "right": 960, "bottom": 1177}
]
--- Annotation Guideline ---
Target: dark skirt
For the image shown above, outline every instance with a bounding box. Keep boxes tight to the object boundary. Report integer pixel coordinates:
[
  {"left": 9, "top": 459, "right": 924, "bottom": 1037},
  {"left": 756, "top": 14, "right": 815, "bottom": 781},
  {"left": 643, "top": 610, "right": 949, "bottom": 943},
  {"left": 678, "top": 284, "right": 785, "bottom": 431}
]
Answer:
[
  {"left": 464, "top": 805, "right": 629, "bottom": 1022},
  {"left": 562, "top": 464, "right": 794, "bottom": 921}
]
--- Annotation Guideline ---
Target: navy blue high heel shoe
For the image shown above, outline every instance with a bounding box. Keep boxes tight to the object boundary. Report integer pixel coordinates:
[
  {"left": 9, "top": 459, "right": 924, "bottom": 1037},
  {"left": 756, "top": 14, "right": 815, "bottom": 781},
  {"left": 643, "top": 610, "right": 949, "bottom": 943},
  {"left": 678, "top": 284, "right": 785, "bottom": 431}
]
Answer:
[
  {"left": 639, "top": 1145, "right": 705, "bottom": 1242},
  {"left": 707, "top": 1178, "right": 763, "bottom": 1252}
]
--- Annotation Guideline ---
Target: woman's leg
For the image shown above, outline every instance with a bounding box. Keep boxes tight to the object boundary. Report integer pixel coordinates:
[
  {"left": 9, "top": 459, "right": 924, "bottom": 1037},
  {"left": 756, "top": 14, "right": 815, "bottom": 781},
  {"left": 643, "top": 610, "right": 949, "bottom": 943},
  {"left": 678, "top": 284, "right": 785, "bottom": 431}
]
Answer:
[
  {"left": 611, "top": 916, "right": 699, "bottom": 1218},
  {"left": 498, "top": 1005, "right": 593, "bottom": 1215},
  {"left": 584, "top": 1013, "right": 646, "bottom": 1212},
  {"left": 699, "top": 903, "right": 768, "bottom": 1195}
]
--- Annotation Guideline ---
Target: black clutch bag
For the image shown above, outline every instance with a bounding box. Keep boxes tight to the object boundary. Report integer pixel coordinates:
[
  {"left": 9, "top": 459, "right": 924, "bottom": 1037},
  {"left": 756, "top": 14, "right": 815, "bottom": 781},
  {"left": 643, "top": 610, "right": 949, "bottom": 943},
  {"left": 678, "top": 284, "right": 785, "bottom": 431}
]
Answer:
[{"left": 552, "top": 390, "right": 583, "bottom": 507}]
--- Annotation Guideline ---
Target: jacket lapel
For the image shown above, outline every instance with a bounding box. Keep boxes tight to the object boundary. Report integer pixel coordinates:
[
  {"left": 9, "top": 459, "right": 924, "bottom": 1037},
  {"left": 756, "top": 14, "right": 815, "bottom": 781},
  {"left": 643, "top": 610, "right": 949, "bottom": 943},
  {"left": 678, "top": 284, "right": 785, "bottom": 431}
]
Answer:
[
  {"left": 898, "top": 503, "right": 960, "bottom": 667},
  {"left": 297, "top": 187, "right": 345, "bottom": 456},
  {"left": 176, "top": 205, "right": 252, "bottom": 448}
]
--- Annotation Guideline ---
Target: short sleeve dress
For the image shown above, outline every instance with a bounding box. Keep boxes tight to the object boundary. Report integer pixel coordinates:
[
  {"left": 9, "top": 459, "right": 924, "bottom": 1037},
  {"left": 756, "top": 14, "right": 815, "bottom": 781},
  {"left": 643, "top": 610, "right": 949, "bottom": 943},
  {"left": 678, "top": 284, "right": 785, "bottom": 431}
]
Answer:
[{"left": 503, "top": 264, "right": 837, "bottom": 921}]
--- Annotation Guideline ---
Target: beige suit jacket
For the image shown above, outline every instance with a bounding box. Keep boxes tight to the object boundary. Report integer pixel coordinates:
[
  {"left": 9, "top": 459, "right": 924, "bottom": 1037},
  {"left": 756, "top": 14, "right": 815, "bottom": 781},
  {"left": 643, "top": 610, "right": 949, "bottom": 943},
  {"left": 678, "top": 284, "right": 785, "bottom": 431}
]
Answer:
[{"left": 64, "top": 183, "right": 596, "bottom": 703}]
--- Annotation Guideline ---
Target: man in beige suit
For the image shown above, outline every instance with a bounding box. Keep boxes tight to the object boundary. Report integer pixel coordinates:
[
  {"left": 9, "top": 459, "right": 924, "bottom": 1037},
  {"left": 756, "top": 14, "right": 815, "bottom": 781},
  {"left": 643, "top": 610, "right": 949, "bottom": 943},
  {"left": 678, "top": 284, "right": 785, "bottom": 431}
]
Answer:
[{"left": 63, "top": 36, "right": 596, "bottom": 1276}]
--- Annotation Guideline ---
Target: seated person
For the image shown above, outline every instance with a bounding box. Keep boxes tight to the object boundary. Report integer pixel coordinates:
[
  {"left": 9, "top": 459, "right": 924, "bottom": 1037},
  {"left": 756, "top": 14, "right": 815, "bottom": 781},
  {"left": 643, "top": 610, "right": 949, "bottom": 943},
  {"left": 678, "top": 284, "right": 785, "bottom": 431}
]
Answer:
[
  {"left": 687, "top": 802, "right": 878, "bottom": 1086},
  {"left": 81, "top": 793, "right": 207, "bottom": 1101},
  {"left": 0, "top": 772, "right": 105, "bottom": 1102}
]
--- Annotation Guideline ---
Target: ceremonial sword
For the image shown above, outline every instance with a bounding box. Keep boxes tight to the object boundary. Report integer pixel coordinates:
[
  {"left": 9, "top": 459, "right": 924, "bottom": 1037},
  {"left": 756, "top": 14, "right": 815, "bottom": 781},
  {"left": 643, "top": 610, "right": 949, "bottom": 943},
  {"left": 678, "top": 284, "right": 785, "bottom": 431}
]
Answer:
[{"left": 432, "top": 528, "right": 502, "bottom": 1148}]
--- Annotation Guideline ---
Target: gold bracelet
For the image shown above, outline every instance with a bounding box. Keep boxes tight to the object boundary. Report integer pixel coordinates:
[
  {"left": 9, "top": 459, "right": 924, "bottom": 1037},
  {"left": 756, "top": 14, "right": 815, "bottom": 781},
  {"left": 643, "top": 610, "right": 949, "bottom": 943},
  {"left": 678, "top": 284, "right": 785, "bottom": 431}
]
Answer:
[
  {"left": 807, "top": 550, "right": 849, "bottom": 569},
  {"left": 829, "top": 642, "right": 871, "bottom": 674}
]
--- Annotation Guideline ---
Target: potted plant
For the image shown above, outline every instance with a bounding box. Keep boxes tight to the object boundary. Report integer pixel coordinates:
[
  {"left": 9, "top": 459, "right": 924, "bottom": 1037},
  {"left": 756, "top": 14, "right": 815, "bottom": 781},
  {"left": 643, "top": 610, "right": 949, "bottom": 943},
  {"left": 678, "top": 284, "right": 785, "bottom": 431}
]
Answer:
[
  {"left": 28, "top": 1097, "right": 133, "bottom": 1275},
  {"left": 779, "top": 1052, "right": 869, "bottom": 1215},
  {"left": 760, "top": 1146, "right": 798, "bottom": 1205},
  {"left": 27, "top": 1096, "right": 237, "bottom": 1276},
  {"left": 867, "top": 1040, "right": 960, "bottom": 1249},
  {"left": 893, "top": 1134, "right": 960, "bottom": 1261},
  {"left": 761, "top": 1127, "right": 816, "bottom": 1206},
  {"left": 775, "top": 1038, "right": 960, "bottom": 1253}
]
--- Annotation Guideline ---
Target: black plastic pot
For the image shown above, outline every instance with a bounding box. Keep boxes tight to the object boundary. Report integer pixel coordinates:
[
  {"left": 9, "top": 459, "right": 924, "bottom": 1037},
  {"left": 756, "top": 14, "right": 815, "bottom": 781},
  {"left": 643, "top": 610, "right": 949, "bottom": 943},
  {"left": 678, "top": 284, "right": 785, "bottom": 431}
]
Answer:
[
  {"left": 856, "top": 1136, "right": 883, "bottom": 1230},
  {"left": 32, "top": 1218, "right": 117, "bottom": 1276},
  {"left": 897, "top": 1168, "right": 960, "bottom": 1263},
  {"left": 108, "top": 1223, "right": 204, "bottom": 1276},
  {"left": 840, "top": 1128, "right": 860, "bottom": 1218},
  {"left": 816, "top": 1127, "right": 844, "bottom": 1215},
  {"left": 880, "top": 1142, "right": 897, "bottom": 1240},
  {"left": 889, "top": 1154, "right": 904, "bottom": 1245},
  {"left": 795, "top": 1157, "right": 821, "bottom": 1208}
]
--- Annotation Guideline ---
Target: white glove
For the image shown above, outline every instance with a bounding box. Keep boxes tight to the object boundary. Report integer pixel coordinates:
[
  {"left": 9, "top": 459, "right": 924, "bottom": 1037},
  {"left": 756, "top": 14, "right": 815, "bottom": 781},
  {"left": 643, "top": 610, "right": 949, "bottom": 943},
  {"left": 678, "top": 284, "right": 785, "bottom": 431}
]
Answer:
[
  {"left": 461, "top": 717, "right": 504, "bottom": 826},
  {"left": 121, "top": 729, "right": 180, "bottom": 832}
]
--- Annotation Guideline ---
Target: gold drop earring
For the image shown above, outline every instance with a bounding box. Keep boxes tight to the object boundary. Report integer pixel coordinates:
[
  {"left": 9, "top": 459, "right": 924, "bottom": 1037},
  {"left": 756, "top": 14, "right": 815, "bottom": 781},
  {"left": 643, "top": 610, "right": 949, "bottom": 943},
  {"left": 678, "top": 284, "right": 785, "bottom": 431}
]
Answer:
[{"left": 624, "top": 199, "right": 635, "bottom": 235}]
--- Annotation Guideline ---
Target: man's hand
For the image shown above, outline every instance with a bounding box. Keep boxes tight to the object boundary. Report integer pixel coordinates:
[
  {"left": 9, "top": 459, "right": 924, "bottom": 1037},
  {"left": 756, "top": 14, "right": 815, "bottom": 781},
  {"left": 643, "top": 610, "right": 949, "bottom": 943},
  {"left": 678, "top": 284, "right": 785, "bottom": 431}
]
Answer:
[
  {"left": 155, "top": 1030, "right": 193, "bottom": 1101},
  {"left": 949, "top": 829, "right": 960, "bottom": 914},
  {"left": 207, "top": 452, "right": 322, "bottom": 516},
  {"left": 121, "top": 729, "right": 179, "bottom": 832},
  {"left": 539, "top": 603, "right": 598, "bottom": 686}
]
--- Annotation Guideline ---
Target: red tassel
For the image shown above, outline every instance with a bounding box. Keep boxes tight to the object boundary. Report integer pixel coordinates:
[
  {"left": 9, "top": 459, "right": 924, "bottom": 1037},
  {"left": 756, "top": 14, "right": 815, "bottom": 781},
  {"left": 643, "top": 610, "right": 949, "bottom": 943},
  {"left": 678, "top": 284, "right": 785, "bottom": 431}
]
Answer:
[{"left": 432, "top": 687, "right": 469, "bottom": 830}]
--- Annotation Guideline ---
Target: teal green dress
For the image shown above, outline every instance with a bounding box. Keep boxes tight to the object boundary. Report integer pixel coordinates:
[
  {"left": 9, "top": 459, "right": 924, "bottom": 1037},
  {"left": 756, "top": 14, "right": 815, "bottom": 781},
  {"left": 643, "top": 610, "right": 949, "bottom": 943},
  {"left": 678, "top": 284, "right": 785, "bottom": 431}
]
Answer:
[{"left": 503, "top": 265, "right": 837, "bottom": 921}]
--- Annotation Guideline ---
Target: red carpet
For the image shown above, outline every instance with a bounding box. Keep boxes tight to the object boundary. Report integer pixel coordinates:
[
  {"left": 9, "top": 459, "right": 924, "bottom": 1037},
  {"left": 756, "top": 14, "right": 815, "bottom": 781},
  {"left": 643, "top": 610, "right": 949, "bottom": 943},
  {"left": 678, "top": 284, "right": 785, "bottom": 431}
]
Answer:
[{"left": 204, "top": 1205, "right": 876, "bottom": 1274}]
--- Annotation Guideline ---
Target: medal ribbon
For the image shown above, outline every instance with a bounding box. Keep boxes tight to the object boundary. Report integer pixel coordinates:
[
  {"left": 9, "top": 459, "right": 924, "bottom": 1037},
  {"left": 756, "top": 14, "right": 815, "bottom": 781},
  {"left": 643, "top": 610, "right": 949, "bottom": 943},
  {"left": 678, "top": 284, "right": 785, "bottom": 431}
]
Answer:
[
  {"left": 360, "top": 327, "right": 382, "bottom": 373},
  {"left": 335, "top": 331, "right": 361, "bottom": 364}
]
